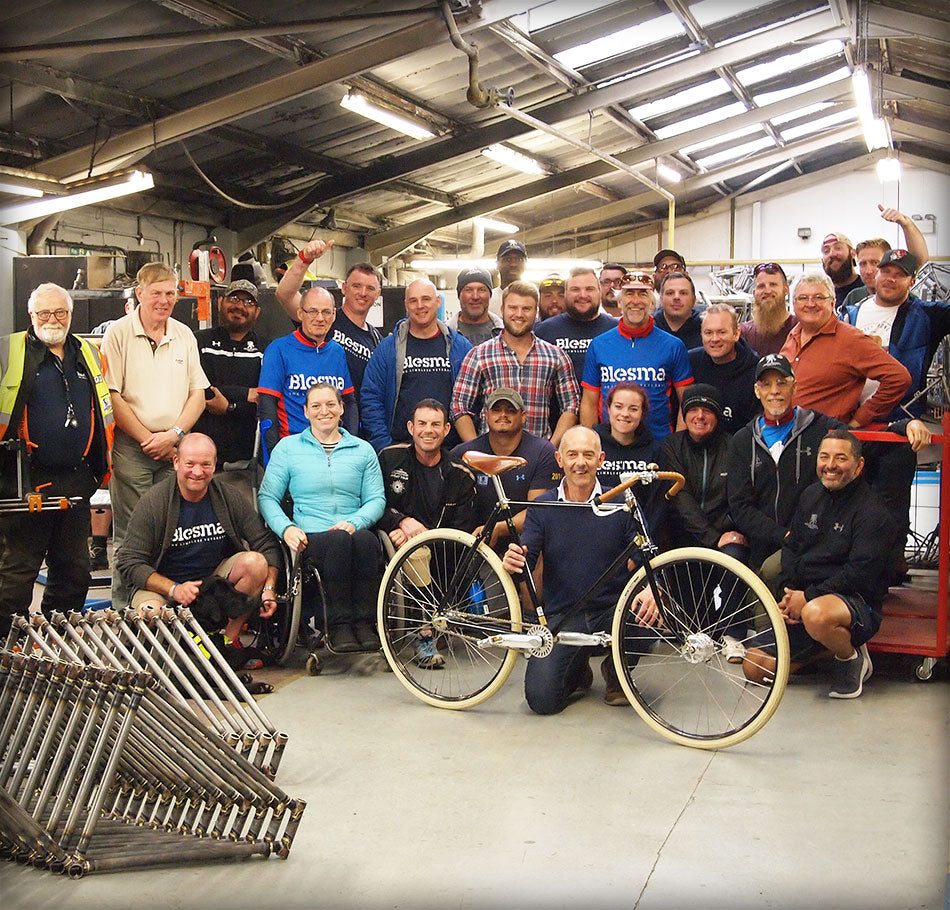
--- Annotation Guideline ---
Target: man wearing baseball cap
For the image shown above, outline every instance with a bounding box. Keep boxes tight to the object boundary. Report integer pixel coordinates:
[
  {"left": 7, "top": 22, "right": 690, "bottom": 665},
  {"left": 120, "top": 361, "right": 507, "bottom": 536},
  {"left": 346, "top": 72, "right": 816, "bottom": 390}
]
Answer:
[
  {"left": 194, "top": 279, "right": 267, "bottom": 465},
  {"left": 451, "top": 387, "right": 561, "bottom": 548},
  {"left": 491, "top": 239, "right": 528, "bottom": 314},
  {"left": 653, "top": 249, "right": 686, "bottom": 289},
  {"left": 581, "top": 269, "right": 693, "bottom": 443},
  {"left": 843, "top": 248, "right": 950, "bottom": 580},
  {"left": 447, "top": 267, "right": 503, "bottom": 346},
  {"left": 820, "top": 231, "right": 864, "bottom": 308}
]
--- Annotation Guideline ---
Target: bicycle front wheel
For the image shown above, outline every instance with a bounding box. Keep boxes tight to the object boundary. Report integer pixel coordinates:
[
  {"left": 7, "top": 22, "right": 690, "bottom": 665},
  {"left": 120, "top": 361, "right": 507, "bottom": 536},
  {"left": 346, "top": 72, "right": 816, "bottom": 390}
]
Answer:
[
  {"left": 378, "top": 529, "right": 522, "bottom": 710},
  {"left": 611, "top": 548, "right": 789, "bottom": 749}
]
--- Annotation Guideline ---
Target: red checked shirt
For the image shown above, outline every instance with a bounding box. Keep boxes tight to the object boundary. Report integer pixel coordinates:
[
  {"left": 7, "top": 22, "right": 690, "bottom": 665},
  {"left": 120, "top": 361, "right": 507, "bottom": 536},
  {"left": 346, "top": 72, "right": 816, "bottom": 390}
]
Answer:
[{"left": 450, "top": 334, "right": 580, "bottom": 438}]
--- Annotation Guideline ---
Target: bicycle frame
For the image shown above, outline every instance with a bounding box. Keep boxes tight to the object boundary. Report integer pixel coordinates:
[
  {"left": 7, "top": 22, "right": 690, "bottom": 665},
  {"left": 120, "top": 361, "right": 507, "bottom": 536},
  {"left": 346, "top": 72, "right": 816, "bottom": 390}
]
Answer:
[{"left": 463, "top": 469, "right": 680, "bottom": 645}]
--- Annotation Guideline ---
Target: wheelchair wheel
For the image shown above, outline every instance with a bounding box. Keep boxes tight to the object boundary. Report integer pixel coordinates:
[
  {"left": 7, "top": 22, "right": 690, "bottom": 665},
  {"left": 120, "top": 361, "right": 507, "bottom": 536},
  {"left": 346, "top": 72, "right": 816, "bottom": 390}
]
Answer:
[
  {"left": 611, "top": 548, "right": 789, "bottom": 750},
  {"left": 378, "top": 529, "right": 522, "bottom": 709},
  {"left": 253, "top": 550, "right": 302, "bottom": 666}
]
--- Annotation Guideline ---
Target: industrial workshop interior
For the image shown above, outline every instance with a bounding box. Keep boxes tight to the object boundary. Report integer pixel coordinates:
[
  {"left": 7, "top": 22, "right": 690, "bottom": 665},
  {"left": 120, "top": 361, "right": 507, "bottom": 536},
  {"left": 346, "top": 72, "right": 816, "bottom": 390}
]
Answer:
[{"left": 0, "top": 1, "right": 948, "bottom": 908}]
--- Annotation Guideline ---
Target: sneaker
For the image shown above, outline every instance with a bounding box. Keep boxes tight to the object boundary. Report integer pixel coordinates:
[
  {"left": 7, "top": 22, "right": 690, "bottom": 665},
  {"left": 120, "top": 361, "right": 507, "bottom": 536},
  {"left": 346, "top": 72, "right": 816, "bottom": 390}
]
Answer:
[
  {"left": 600, "top": 656, "right": 628, "bottom": 707},
  {"left": 414, "top": 636, "right": 445, "bottom": 669},
  {"left": 88, "top": 541, "right": 109, "bottom": 571},
  {"left": 829, "top": 644, "right": 872, "bottom": 699},
  {"left": 353, "top": 620, "right": 381, "bottom": 650},
  {"left": 328, "top": 624, "right": 360, "bottom": 653},
  {"left": 721, "top": 634, "right": 746, "bottom": 665}
]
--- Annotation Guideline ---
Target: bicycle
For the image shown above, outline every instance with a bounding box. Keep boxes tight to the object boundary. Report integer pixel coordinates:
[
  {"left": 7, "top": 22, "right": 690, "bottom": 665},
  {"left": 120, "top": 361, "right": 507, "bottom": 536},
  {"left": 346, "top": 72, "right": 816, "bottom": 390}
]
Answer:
[{"left": 377, "top": 452, "right": 790, "bottom": 749}]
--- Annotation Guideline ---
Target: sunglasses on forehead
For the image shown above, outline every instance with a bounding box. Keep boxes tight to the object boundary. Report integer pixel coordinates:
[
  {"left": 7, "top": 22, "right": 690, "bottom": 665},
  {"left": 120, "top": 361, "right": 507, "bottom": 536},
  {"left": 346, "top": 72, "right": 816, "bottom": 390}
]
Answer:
[
  {"left": 539, "top": 278, "right": 564, "bottom": 289},
  {"left": 753, "top": 262, "right": 787, "bottom": 279}
]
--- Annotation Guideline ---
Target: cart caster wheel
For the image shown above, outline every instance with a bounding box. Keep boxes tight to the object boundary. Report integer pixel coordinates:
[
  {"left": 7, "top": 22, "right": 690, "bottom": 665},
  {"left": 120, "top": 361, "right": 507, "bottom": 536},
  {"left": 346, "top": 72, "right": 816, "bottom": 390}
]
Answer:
[
  {"left": 915, "top": 659, "right": 934, "bottom": 681},
  {"left": 306, "top": 653, "right": 322, "bottom": 676}
]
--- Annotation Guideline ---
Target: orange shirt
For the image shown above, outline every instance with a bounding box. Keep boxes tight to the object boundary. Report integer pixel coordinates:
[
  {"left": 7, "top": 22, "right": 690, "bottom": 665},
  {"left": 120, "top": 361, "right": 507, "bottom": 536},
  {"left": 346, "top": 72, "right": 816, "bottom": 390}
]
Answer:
[{"left": 780, "top": 316, "right": 910, "bottom": 426}]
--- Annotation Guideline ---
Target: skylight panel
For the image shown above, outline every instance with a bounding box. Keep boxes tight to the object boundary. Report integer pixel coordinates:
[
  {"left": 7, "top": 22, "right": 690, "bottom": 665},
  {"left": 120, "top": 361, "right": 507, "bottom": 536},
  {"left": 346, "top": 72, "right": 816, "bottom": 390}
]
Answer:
[
  {"left": 681, "top": 123, "right": 763, "bottom": 156},
  {"left": 653, "top": 101, "right": 748, "bottom": 139},
  {"left": 752, "top": 67, "right": 851, "bottom": 106},
  {"left": 628, "top": 78, "right": 731, "bottom": 122},
  {"left": 695, "top": 136, "right": 776, "bottom": 168},
  {"left": 555, "top": 13, "right": 683, "bottom": 70},
  {"left": 779, "top": 107, "right": 857, "bottom": 141},
  {"left": 736, "top": 40, "right": 844, "bottom": 86}
]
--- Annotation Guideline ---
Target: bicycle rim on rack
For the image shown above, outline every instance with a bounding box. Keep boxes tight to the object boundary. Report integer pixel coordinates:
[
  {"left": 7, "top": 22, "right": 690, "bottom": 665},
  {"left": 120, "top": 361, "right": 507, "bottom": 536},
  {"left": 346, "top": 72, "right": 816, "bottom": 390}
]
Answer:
[
  {"left": 612, "top": 548, "right": 789, "bottom": 749},
  {"left": 378, "top": 529, "right": 522, "bottom": 709}
]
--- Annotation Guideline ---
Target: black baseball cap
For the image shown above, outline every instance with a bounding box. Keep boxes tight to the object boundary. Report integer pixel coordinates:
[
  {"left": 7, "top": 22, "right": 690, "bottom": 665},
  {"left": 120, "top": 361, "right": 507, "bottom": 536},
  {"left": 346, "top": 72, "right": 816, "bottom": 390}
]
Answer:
[
  {"left": 497, "top": 239, "right": 527, "bottom": 259},
  {"left": 755, "top": 353, "right": 794, "bottom": 381},
  {"left": 878, "top": 248, "right": 919, "bottom": 278},
  {"left": 653, "top": 249, "right": 686, "bottom": 269}
]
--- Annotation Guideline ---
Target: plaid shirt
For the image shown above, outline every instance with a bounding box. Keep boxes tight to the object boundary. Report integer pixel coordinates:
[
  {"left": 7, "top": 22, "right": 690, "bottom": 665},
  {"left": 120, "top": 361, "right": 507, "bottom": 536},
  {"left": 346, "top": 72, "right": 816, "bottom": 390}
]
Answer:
[{"left": 451, "top": 334, "right": 580, "bottom": 438}]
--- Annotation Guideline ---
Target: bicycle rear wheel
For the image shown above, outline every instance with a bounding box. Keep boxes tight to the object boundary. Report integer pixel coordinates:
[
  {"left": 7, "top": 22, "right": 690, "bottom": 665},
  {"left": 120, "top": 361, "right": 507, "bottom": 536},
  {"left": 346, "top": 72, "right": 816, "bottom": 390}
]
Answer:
[
  {"left": 378, "top": 529, "right": 522, "bottom": 709},
  {"left": 611, "top": 548, "right": 789, "bottom": 749}
]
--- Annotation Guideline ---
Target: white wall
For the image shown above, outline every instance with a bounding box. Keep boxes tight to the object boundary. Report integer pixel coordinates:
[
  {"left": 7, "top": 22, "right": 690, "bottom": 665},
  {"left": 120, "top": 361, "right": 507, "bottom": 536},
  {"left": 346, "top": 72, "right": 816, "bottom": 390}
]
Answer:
[{"left": 0, "top": 227, "right": 27, "bottom": 335}]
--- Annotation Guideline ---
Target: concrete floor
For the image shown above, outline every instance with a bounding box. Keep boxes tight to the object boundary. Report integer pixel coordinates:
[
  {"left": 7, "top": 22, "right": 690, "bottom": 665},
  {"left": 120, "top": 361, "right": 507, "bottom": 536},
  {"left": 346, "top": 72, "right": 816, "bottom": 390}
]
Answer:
[{"left": 2, "top": 640, "right": 948, "bottom": 910}]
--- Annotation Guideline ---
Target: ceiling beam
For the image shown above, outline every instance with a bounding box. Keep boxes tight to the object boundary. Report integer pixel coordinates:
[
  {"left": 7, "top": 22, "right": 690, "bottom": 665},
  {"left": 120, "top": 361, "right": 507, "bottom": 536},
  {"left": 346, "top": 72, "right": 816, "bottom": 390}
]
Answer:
[
  {"left": 232, "top": 8, "right": 841, "bottom": 235},
  {"left": 38, "top": 18, "right": 438, "bottom": 181},
  {"left": 883, "top": 73, "right": 950, "bottom": 109},
  {"left": 370, "top": 79, "right": 854, "bottom": 253},
  {"left": 889, "top": 118, "right": 950, "bottom": 148},
  {"left": 866, "top": 4, "right": 950, "bottom": 45}
]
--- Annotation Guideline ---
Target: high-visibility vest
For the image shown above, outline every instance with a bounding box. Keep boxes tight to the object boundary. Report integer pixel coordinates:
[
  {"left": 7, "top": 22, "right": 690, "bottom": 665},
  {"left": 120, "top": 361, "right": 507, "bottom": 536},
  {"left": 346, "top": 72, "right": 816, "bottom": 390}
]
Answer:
[{"left": 0, "top": 331, "right": 114, "bottom": 444}]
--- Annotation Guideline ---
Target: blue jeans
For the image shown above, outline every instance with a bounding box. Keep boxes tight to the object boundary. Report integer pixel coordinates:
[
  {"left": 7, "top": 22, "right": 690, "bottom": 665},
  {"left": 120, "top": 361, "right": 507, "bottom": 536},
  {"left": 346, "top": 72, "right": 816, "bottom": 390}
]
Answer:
[{"left": 523, "top": 604, "right": 615, "bottom": 716}]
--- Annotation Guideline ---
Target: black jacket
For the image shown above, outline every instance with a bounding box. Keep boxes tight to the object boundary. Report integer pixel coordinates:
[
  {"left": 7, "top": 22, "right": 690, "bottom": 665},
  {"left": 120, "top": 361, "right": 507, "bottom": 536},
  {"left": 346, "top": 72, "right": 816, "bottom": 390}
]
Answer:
[
  {"left": 727, "top": 407, "right": 844, "bottom": 567},
  {"left": 660, "top": 427, "right": 734, "bottom": 548},
  {"left": 687, "top": 338, "right": 761, "bottom": 435},
  {"left": 377, "top": 443, "right": 477, "bottom": 534},
  {"left": 779, "top": 477, "right": 897, "bottom": 612}
]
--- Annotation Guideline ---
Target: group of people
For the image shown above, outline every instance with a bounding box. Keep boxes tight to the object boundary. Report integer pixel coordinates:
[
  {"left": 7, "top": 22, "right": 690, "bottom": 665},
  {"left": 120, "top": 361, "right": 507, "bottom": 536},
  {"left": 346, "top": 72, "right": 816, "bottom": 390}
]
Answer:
[{"left": 1, "top": 208, "right": 946, "bottom": 708}]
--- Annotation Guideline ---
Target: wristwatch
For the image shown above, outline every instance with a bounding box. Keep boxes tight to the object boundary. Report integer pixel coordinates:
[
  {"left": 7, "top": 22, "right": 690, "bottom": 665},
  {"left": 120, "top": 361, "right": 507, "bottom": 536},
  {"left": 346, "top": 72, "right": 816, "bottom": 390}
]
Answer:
[
  {"left": 226, "top": 401, "right": 237, "bottom": 414},
  {"left": 172, "top": 425, "right": 186, "bottom": 442}
]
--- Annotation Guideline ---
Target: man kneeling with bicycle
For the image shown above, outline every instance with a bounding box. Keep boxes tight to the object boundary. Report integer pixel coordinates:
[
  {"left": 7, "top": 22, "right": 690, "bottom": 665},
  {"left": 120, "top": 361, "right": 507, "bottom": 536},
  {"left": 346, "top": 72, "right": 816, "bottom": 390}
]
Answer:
[{"left": 501, "top": 425, "right": 662, "bottom": 714}]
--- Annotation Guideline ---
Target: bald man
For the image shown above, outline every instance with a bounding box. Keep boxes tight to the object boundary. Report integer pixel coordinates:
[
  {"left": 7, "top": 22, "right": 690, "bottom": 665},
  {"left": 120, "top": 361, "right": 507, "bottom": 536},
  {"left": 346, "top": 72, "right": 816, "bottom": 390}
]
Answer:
[
  {"left": 360, "top": 278, "right": 472, "bottom": 451},
  {"left": 502, "top": 426, "right": 659, "bottom": 713},
  {"left": 258, "top": 285, "right": 357, "bottom": 459},
  {"left": 116, "top": 433, "right": 281, "bottom": 650}
]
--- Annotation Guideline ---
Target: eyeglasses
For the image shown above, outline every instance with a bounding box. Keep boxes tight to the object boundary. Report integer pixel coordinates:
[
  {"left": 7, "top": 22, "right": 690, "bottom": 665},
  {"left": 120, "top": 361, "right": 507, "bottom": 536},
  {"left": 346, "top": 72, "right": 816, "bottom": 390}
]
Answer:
[
  {"left": 34, "top": 308, "right": 70, "bottom": 322},
  {"left": 793, "top": 294, "right": 832, "bottom": 304},
  {"left": 226, "top": 294, "right": 259, "bottom": 307},
  {"left": 299, "top": 307, "right": 335, "bottom": 319},
  {"left": 753, "top": 262, "right": 787, "bottom": 279},
  {"left": 655, "top": 261, "right": 684, "bottom": 272},
  {"left": 599, "top": 276, "right": 624, "bottom": 287},
  {"left": 755, "top": 376, "right": 794, "bottom": 388}
]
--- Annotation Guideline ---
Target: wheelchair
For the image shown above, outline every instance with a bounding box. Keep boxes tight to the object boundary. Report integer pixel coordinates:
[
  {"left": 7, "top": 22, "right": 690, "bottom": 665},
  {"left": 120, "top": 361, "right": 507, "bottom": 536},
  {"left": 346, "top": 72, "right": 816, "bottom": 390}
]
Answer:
[{"left": 268, "top": 529, "right": 394, "bottom": 675}]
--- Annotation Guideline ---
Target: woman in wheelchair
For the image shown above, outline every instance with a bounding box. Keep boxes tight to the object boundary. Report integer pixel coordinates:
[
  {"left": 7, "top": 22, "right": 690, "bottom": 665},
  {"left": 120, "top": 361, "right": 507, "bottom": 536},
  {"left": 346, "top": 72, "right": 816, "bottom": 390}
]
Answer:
[{"left": 258, "top": 382, "right": 386, "bottom": 653}]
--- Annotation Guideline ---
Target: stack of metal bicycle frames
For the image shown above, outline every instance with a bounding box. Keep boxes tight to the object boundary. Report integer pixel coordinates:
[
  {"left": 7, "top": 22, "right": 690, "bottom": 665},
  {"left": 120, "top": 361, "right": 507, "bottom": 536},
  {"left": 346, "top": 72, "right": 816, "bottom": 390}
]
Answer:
[{"left": 0, "top": 607, "right": 304, "bottom": 877}]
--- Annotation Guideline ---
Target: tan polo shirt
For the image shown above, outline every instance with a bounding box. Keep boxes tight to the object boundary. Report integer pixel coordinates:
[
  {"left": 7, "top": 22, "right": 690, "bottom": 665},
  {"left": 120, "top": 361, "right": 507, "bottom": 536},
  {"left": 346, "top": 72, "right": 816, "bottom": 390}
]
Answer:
[{"left": 101, "top": 308, "right": 208, "bottom": 432}]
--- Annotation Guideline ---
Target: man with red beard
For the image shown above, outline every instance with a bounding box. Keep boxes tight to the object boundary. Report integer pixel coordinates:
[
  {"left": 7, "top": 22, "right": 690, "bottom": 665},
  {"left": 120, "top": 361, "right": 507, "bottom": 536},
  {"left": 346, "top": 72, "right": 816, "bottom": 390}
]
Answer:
[{"left": 739, "top": 262, "right": 797, "bottom": 356}]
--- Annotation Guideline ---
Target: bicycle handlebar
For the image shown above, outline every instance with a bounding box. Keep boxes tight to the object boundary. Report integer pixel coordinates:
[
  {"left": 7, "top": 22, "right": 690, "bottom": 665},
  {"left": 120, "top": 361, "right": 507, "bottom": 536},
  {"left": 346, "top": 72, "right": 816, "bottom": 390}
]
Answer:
[{"left": 594, "top": 470, "right": 686, "bottom": 505}]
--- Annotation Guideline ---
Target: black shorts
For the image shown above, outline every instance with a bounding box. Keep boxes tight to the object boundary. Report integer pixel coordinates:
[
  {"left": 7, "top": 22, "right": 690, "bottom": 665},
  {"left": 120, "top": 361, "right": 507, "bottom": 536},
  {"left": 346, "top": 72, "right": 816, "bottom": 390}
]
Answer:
[{"left": 749, "top": 591, "right": 881, "bottom": 662}]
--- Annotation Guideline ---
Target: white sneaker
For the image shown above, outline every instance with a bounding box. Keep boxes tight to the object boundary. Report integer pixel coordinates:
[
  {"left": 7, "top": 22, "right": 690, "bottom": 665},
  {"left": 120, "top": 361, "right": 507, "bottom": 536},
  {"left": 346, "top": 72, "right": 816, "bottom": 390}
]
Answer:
[{"left": 721, "top": 634, "right": 746, "bottom": 664}]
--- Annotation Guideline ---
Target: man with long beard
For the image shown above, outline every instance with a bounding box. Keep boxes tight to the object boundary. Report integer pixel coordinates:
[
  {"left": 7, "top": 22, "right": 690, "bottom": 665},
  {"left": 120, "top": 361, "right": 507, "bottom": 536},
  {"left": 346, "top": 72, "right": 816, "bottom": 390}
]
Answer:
[
  {"left": 739, "top": 262, "right": 797, "bottom": 356},
  {"left": 0, "top": 283, "right": 114, "bottom": 635}
]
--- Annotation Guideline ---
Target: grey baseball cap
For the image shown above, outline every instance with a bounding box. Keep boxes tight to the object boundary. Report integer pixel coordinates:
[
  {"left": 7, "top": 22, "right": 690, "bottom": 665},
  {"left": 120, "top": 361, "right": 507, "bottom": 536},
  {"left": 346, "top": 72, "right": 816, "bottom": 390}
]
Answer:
[{"left": 486, "top": 388, "right": 525, "bottom": 411}]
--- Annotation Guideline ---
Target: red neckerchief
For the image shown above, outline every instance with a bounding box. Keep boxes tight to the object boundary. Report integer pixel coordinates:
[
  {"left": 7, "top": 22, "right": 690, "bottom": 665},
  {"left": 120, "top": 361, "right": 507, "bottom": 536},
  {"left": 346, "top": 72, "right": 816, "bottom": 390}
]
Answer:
[
  {"left": 618, "top": 316, "right": 654, "bottom": 340},
  {"left": 762, "top": 407, "right": 795, "bottom": 427}
]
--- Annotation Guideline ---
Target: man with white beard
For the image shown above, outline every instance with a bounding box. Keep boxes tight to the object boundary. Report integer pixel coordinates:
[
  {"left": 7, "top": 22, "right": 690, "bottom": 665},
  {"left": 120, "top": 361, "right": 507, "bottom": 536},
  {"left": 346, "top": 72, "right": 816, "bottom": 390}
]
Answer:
[
  {"left": 0, "top": 283, "right": 115, "bottom": 636},
  {"left": 739, "top": 262, "right": 798, "bottom": 356}
]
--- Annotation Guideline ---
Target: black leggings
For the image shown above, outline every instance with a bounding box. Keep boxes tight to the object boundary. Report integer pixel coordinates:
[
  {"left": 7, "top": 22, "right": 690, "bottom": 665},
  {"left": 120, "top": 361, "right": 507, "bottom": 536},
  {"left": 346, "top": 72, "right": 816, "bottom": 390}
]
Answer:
[{"left": 305, "top": 529, "right": 381, "bottom": 627}]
